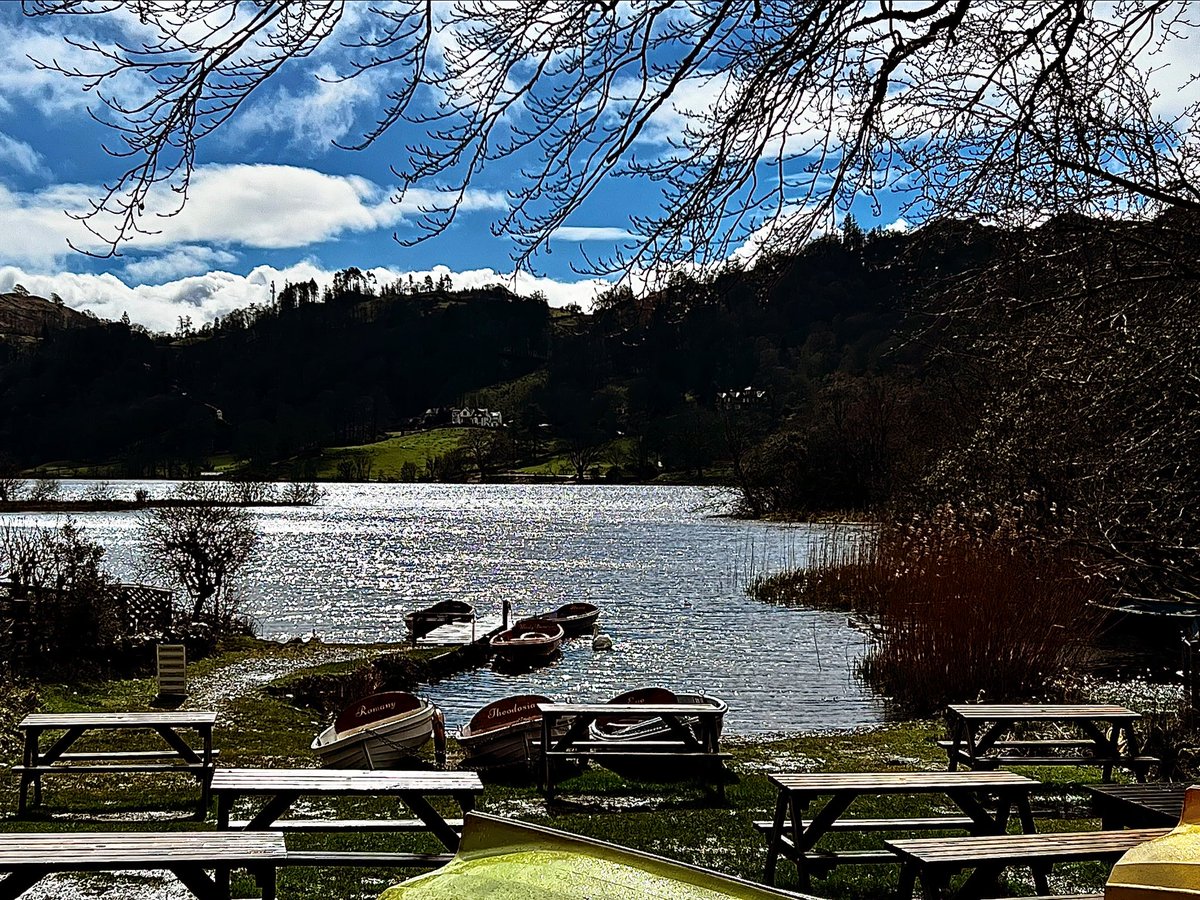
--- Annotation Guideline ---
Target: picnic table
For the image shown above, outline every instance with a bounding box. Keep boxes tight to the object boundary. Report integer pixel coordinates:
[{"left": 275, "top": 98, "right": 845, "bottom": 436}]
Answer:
[
  {"left": 1088, "top": 783, "right": 1186, "bottom": 829},
  {"left": 941, "top": 704, "right": 1156, "bottom": 782},
  {"left": 537, "top": 702, "right": 729, "bottom": 803},
  {"left": 13, "top": 710, "right": 218, "bottom": 815},
  {"left": 758, "top": 770, "right": 1040, "bottom": 887},
  {"left": 212, "top": 767, "right": 483, "bottom": 868},
  {"left": 0, "top": 830, "right": 285, "bottom": 900},
  {"left": 886, "top": 827, "right": 1169, "bottom": 900}
]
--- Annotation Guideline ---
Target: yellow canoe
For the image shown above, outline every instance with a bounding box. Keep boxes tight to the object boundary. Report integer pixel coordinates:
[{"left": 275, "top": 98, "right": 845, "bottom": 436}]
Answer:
[
  {"left": 1108, "top": 786, "right": 1200, "bottom": 900},
  {"left": 379, "top": 812, "right": 812, "bottom": 900}
]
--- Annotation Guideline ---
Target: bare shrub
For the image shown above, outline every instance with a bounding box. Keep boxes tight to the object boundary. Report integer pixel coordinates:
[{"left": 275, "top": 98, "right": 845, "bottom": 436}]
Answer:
[
  {"left": 83, "top": 480, "right": 116, "bottom": 502},
  {"left": 0, "top": 521, "right": 123, "bottom": 674},
  {"left": 28, "top": 478, "right": 60, "bottom": 502},
  {"left": 138, "top": 483, "right": 259, "bottom": 632},
  {"left": 279, "top": 482, "right": 326, "bottom": 505},
  {"left": 230, "top": 480, "right": 276, "bottom": 505}
]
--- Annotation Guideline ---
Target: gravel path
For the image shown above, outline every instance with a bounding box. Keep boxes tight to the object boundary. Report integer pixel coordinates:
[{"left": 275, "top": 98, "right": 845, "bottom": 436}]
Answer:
[{"left": 184, "top": 643, "right": 372, "bottom": 713}]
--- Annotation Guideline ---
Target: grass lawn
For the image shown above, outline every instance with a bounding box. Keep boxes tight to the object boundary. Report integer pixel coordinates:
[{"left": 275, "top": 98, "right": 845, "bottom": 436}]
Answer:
[
  {"left": 318, "top": 428, "right": 471, "bottom": 480},
  {"left": 0, "top": 640, "right": 1129, "bottom": 900}
]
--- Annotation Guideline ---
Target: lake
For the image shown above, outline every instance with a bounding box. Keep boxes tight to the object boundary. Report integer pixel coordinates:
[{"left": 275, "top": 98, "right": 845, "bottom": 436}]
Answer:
[{"left": 5, "top": 481, "right": 884, "bottom": 735}]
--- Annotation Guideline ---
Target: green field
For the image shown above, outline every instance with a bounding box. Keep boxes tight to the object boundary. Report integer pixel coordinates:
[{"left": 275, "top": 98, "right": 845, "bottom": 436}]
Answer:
[{"left": 319, "top": 427, "right": 472, "bottom": 480}]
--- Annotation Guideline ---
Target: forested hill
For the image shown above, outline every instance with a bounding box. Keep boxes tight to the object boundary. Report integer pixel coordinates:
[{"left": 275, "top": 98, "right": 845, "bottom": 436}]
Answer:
[
  {"left": 0, "top": 290, "right": 97, "bottom": 340},
  {"left": 0, "top": 219, "right": 1000, "bottom": 505}
]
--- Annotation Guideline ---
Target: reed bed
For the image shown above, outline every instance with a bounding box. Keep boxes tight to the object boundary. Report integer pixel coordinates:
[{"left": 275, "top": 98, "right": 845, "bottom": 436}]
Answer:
[{"left": 749, "top": 518, "right": 1110, "bottom": 714}]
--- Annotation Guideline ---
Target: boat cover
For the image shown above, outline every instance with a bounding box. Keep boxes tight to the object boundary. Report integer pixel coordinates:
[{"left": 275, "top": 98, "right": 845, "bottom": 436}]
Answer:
[
  {"left": 1107, "top": 786, "right": 1200, "bottom": 900},
  {"left": 379, "top": 813, "right": 809, "bottom": 900}
]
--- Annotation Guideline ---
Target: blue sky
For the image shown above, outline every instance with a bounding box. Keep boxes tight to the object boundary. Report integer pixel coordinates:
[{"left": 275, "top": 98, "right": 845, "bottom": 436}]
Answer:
[{"left": 0, "top": 4, "right": 915, "bottom": 331}]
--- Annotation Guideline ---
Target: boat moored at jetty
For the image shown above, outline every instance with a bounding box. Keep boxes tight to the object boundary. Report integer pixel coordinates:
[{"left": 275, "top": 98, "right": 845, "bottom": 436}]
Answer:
[
  {"left": 312, "top": 690, "right": 443, "bottom": 769},
  {"left": 490, "top": 618, "right": 564, "bottom": 667},
  {"left": 541, "top": 602, "right": 601, "bottom": 637},
  {"left": 405, "top": 599, "right": 475, "bottom": 641}
]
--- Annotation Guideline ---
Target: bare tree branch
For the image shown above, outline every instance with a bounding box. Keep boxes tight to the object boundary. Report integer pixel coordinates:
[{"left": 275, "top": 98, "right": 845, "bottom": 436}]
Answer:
[{"left": 22, "top": 1, "right": 1200, "bottom": 275}]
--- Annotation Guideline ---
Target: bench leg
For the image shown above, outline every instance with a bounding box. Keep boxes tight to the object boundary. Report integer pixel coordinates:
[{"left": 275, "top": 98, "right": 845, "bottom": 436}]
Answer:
[
  {"left": 256, "top": 864, "right": 278, "bottom": 900},
  {"left": 896, "top": 862, "right": 917, "bottom": 900},
  {"left": 171, "top": 865, "right": 224, "bottom": 900},
  {"left": 764, "top": 791, "right": 788, "bottom": 886},
  {"left": 918, "top": 869, "right": 949, "bottom": 900},
  {"left": 959, "top": 863, "right": 1007, "bottom": 899},
  {"left": 1030, "top": 862, "right": 1052, "bottom": 896},
  {"left": 197, "top": 769, "right": 213, "bottom": 820},
  {"left": 0, "top": 869, "right": 47, "bottom": 900}
]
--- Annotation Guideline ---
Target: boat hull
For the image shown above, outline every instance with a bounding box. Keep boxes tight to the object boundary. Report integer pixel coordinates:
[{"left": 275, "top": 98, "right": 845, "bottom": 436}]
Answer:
[
  {"left": 312, "top": 703, "right": 436, "bottom": 769},
  {"left": 460, "top": 719, "right": 542, "bottom": 769},
  {"left": 587, "top": 692, "right": 727, "bottom": 778},
  {"left": 378, "top": 812, "right": 802, "bottom": 899},
  {"left": 543, "top": 603, "right": 600, "bottom": 637},
  {"left": 490, "top": 619, "right": 564, "bottom": 668},
  {"left": 459, "top": 695, "right": 552, "bottom": 770}
]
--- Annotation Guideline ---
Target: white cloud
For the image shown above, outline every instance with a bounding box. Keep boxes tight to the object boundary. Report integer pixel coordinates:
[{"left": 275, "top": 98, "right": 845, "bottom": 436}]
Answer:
[
  {"left": 0, "top": 262, "right": 611, "bottom": 333},
  {"left": 130, "top": 164, "right": 505, "bottom": 250},
  {"left": 552, "top": 226, "right": 634, "bottom": 241},
  {"left": 0, "top": 164, "right": 508, "bottom": 267},
  {"left": 123, "top": 246, "right": 238, "bottom": 282},
  {"left": 0, "top": 25, "right": 97, "bottom": 115},
  {"left": 229, "top": 64, "right": 387, "bottom": 151},
  {"left": 0, "top": 132, "right": 43, "bottom": 176}
]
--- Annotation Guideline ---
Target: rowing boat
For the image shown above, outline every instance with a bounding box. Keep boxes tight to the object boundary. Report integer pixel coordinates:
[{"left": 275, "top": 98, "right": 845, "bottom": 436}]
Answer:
[
  {"left": 458, "top": 694, "right": 553, "bottom": 769},
  {"left": 378, "top": 812, "right": 806, "bottom": 899},
  {"left": 311, "top": 690, "right": 441, "bottom": 769},
  {"left": 540, "top": 602, "right": 600, "bottom": 637},
  {"left": 490, "top": 617, "right": 564, "bottom": 667},
  {"left": 405, "top": 599, "right": 475, "bottom": 641}
]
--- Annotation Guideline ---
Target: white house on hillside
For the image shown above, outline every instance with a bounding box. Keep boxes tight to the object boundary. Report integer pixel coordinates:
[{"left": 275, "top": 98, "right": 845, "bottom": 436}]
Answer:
[{"left": 450, "top": 407, "right": 504, "bottom": 428}]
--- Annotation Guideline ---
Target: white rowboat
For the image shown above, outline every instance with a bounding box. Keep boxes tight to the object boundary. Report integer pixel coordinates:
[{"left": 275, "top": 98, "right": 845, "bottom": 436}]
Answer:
[{"left": 311, "top": 691, "right": 440, "bottom": 769}]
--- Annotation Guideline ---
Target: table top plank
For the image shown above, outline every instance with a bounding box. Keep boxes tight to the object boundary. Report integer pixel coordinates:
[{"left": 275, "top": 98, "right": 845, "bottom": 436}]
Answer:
[
  {"left": 210, "top": 767, "right": 482, "bottom": 793},
  {"left": 946, "top": 705, "right": 1139, "bottom": 720},
  {"left": 769, "top": 771, "right": 1039, "bottom": 792},
  {"left": 1088, "top": 783, "right": 1186, "bottom": 821},
  {"left": 19, "top": 712, "right": 218, "bottom": 729},
  {"left": 886, "top": 828, "right": 1168, "bottom": 863},
  {"left": 539, "top": 703, "right": 721, "bottom": 715},
  {"left": 0, "top": 831, "right": 286, "bottom": 865}
]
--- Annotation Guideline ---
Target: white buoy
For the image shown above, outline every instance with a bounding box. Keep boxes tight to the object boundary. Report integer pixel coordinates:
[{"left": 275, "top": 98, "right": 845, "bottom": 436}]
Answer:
[{"left": 591, "top": 622, "right": 613, "bottom": 651}]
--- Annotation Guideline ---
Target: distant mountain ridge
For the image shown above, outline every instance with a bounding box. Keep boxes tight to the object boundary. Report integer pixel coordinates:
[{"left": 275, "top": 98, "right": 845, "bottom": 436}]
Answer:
[{"left": 0, "top": 291, "right": 97, "bottom": 340}]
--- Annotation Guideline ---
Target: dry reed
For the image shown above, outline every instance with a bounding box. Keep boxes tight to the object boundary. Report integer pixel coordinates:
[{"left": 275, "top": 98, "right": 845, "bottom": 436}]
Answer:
[{"left": 749, "top": 517, "right": 1110, "bottom": 714}]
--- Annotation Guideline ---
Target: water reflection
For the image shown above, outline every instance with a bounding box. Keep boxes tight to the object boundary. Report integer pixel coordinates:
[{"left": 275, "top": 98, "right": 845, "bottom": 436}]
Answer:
[{"left": 6, "top": 481, "right": 884, "bottom": 734}]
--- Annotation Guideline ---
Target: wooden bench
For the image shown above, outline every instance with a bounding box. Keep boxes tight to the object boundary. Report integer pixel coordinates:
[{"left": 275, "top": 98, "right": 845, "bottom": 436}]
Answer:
[
  {"left": 538, "top": 702, "right": 728, "bottom": 803},
  {"left": 935, "top": 740, "right": 1159, "bottom": 776},
  {"left": 759, "top": 770, "right": 1040, "bottom": 887},
  {"left": 14, "top": 711, "right": 218, "bottom": 816},
  {"left": 0, "top": 830, "right": 286, "bottom": 900},
  {"left": 212, "top": 767, "right": 481, "bottom": 868},
  {"left": 886, "top": 827, "right": 1169, "bottom": 900}
]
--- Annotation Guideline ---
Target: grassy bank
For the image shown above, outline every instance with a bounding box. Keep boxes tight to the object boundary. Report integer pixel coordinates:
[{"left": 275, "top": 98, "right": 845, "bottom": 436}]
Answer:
[{"left": 0, "top": 639, "right": 1131, "bottom": 900}]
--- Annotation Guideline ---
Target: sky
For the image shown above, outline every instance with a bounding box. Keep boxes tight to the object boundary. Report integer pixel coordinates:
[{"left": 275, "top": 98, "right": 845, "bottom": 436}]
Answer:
[{"left": 0, "top": 4, "right": 653, "bottom": 331}]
